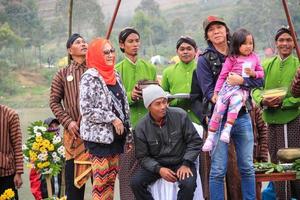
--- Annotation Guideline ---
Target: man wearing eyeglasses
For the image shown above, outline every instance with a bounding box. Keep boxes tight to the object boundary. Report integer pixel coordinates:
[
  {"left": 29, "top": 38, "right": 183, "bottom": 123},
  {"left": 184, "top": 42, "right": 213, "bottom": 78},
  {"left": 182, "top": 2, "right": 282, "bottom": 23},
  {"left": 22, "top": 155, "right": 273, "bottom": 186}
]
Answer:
[
  {"left": 116, "top": 27, "right": 157, "bottom": 200},
  {"left": 49, "top": 33, "right": 88, "bottom": 200},
  {"left": 161, "top": 36, "right": 200, "bottom": 123},
  {"left": 252, "top": 27, "right": 300, "bottom": 200}
]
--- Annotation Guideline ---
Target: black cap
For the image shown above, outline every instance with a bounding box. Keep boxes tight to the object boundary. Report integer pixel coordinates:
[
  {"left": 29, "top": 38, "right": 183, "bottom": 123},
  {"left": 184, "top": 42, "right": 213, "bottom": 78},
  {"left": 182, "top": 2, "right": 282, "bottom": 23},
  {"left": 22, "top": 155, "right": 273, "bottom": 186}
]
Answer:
[
  {"left": 275, "top": 26, "right": 291, "bottom": 41},
  {"left": 176, "top": 36, "right": 197, "bottom": 50},
  {"left": 66, "top": 33, "right": 82, "bottom": 49}
]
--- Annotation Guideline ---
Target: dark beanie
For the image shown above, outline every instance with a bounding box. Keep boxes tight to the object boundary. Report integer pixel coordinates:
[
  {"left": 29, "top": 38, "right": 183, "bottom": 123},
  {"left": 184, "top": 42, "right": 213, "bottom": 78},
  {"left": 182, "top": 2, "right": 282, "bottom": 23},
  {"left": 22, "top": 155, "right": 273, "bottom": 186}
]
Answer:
[
  {"left": 176, "top": 36, "right": 197, "bottom": 50},
  {"left": 66, "top": 33, "right": 82, "bottom": 49},
  {"left": 275, "top": 27, "right": 291, "bottom": 41},
  {"left": 118, "top": 27, "right": 140, "bottom": 53}
]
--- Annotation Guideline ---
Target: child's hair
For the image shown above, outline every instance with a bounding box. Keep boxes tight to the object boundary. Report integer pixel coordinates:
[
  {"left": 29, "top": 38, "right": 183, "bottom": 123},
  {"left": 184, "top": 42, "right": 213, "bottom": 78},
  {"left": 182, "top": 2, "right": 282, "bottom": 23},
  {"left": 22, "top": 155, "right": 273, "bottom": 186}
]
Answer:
[{"left": 229, "top": 28, "right": 255, "bottom": 57}]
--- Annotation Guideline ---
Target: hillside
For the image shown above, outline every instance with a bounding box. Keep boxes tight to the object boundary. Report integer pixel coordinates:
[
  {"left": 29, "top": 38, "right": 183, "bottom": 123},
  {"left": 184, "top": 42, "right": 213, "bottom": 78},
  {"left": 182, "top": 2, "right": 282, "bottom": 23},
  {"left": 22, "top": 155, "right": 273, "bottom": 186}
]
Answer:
[{"left": 37, "top": 0, "right": 198, "bottom": 21}]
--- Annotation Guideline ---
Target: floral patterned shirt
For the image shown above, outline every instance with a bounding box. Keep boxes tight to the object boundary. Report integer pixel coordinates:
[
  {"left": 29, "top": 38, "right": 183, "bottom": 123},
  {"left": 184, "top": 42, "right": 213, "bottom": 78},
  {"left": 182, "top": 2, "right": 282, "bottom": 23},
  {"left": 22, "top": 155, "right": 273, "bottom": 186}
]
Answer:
[{"left": 79, "top": 68, "right": 130, "bottom": 144}]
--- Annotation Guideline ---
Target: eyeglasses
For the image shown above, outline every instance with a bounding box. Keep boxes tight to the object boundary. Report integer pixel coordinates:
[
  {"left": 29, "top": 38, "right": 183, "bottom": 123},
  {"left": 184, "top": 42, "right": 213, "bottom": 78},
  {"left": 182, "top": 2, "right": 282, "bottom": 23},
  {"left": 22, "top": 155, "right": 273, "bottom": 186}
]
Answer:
[{"left": 103, "top": 48, "right": 115, "bottom": 55}]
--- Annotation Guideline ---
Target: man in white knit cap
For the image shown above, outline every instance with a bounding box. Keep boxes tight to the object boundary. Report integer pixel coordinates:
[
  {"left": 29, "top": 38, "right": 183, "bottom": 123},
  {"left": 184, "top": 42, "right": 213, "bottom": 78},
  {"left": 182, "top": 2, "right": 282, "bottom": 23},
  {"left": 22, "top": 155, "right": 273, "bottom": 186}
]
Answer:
[{"left": 130, "top": 85, "right": 202, "bottom": 200}]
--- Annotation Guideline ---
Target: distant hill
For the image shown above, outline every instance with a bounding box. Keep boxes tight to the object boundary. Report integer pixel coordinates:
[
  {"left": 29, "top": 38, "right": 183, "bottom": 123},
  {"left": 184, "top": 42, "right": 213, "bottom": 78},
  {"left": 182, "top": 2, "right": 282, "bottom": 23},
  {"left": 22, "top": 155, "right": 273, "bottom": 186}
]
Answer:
[
  {"left": 100, "top": 0, "right": 198, "bottom": 16},
  {"left": 37, "top": 0, "right": 198, "bottom": 22}
]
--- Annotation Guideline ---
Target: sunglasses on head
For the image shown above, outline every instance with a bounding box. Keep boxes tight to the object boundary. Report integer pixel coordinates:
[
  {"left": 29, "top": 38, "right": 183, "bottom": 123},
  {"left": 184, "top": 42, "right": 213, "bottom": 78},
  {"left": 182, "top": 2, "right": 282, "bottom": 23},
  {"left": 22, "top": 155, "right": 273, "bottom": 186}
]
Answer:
[{"left": 103, "top": 48, "right": 115, "bottom": 55}]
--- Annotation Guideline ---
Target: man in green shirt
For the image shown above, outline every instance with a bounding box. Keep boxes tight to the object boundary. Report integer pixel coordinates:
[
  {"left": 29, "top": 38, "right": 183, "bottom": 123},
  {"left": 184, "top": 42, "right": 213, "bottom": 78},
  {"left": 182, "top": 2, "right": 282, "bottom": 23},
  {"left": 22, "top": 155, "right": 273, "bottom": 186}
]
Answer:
[
  {"left": 116, "top": 27, "right": 157, "bottom": 127},
  {"left": 116, "top": 27, "right": 157, "bottom": 200},
  {"left": 161, "top": 36, "right": 199, "bottom": 123},
  {"left": 252, "top": 27, "right": 300, "bottom": 199}
]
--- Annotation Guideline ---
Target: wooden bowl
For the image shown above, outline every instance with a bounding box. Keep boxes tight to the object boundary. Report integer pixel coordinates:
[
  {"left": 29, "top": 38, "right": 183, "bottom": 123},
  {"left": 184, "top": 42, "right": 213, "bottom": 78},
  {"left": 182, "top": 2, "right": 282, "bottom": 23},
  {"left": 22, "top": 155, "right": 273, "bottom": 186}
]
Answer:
[{"left": 277, "top": 148, "right": 300, "bottom": 163}]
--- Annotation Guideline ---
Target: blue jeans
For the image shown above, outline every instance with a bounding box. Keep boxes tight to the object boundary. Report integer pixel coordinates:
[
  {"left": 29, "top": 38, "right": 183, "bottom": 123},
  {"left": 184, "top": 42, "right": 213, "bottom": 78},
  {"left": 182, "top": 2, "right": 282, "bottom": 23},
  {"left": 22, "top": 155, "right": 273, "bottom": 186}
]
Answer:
[{"left": 209, "top": 113, "right": 256, "bottom": 200}]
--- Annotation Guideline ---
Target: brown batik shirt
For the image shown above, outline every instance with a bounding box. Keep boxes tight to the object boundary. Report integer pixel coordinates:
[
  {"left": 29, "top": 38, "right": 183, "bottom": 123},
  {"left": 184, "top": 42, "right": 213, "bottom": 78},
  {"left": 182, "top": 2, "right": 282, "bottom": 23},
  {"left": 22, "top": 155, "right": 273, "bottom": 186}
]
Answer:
[{"left": 50, "top": 60, "right": 87, "bottom": 160}]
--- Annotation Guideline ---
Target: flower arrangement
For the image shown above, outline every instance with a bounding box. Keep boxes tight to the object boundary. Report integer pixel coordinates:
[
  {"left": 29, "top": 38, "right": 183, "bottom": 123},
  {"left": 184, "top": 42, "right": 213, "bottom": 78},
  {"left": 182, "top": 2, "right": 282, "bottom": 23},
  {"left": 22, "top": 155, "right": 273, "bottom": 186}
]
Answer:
[
  {"left": 23, "top": 121, "right": 65, "bottom": 176},
  {"left": 0, "top": 189, "right": 15, "bottom": 200}
]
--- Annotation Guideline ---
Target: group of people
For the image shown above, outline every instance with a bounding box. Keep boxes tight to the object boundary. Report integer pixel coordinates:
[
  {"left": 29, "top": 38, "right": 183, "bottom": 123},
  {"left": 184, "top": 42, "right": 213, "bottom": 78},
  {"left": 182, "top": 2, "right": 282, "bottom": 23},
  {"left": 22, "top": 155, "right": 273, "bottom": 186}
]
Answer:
[{"left": 0, "top": 14, "right": 300, "bottom": 200}]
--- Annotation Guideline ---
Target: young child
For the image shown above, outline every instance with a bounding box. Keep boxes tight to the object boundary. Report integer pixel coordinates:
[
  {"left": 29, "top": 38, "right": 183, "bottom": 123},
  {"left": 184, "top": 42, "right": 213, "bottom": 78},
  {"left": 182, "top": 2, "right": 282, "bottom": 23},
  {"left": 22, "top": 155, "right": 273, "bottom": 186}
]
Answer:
[
  {"left": 30, "top": 117, "right": 62, "bottom": 200},
  {"left": 202, "top": 28, "right": 264, "bottom": 151}
]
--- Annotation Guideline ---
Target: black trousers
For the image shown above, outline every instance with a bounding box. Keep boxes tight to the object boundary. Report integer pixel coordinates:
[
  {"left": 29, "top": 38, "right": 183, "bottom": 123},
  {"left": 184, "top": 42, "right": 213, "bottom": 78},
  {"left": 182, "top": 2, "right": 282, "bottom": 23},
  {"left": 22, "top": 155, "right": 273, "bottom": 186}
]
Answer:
[
  {"left": 65, "top": 159, "right": 85, "bottom": 200},
  {"left": 130, "top": 163, "right": 197, "bottom": 200},
  {"left": 0, "top": 174, "right": 19, "bottom": 200}
]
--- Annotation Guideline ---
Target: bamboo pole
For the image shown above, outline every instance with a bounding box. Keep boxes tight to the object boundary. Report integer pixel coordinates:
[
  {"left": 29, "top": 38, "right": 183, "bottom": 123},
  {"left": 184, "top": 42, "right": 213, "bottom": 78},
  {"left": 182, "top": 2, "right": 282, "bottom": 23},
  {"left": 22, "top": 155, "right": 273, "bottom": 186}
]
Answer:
[
  {"left": 46, "top": 175, "right": 53, "bottom": 197},
  {"left": 282, "top": 0, "right": 300, "bottom": 60},
  {"left": 105, "top": 0, "right": 122, "bottom": 39},
  {"left": 68, "top": 0, "right": 74, "bottom": 64}
]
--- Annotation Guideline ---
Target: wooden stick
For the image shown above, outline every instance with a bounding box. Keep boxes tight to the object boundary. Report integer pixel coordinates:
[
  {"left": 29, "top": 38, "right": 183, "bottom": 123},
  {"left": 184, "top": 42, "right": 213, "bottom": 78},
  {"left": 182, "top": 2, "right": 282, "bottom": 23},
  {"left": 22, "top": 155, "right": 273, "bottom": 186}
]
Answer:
[
  {"left": 46, "top": 174, "right": 53, "bottom": 197},
  {"left": 105, "top": 0, "right": 122, "bottom": 39},
  {"left": 68, "top": 0, "right": 74, "bottom": 64},
  {"left": 282, "top": 0, "right": 300, "bottom": 60}
]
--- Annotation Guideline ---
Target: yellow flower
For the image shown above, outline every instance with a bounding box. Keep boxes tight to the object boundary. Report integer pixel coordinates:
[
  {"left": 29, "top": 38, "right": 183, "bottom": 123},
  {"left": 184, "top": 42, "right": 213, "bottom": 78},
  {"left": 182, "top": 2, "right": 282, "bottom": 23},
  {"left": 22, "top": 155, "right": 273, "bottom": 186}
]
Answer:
[
  {"left": 32, "top": 142, "right": 39, "bottom": 151},
  {"left": 43, "top": 161, "right": 50, "bottom": 167},
  {"left": 4, "top": 189, "right": 15, "bottom": 198},
  {"left": 29, "top": 151, "right": 37, "bottom": 162},
  {"left": 36, "top": 136, "right": 43, "bottom": 142},
  {"left": 43, "top": 139, "right": 50, "bottom": 146},
  {"left": 39, "top": 146, "right": 47, "bottom": 153},
  {"left": 26, "top": 163, "right": 33, "bottom": 169},
  {"left": 37, "top": 162, "right": 44, "bottom": 169},
  {"left": 0, "top": 194, "right": 6, "bottom": 200},
  {"left": 48, "top": 144, "right": 54, "bottom": 151}
]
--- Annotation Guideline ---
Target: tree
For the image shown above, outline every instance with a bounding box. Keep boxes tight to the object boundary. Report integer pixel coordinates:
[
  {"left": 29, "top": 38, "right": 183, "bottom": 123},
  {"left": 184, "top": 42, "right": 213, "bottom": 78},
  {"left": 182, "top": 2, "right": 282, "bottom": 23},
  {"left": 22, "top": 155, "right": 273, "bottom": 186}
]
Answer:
[
  {"left": 135, "top": 0, "right": 161, "bottom": 17},
  {"left": 131, "top": 0, "right": 169, "bottom": 55},
  {"left": 55, "top": 0, "right": 105, "bottom": 39},
  {"left": 0, "top": 22, "right": 24, "bottom": 50}
]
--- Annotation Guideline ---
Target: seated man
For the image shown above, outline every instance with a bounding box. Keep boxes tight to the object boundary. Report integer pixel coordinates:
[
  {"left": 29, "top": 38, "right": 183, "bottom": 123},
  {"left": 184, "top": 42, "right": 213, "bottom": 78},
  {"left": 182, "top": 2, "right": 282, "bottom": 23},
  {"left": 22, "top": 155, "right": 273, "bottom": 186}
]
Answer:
[{"left": 130, "top": 85, "right": 202, "bottom": 200}]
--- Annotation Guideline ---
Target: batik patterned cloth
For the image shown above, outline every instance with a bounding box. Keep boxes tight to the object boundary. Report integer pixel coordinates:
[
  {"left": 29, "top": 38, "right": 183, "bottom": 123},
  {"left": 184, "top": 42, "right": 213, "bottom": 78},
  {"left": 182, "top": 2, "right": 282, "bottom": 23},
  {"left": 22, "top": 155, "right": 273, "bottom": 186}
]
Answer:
[{"left": 91, "top": 154, "right": 120, "bottom": 200}]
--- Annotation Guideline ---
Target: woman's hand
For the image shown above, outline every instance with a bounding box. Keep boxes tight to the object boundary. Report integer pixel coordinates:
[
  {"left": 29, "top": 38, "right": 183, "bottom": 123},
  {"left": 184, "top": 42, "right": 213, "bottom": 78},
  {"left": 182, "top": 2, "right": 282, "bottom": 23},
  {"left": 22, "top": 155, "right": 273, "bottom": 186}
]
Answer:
[
  {"left": 227, "top": 72, "right": 244, "bottom": 86},
  {"left": 112, "top": 118, "right": 124, "bottom": 135},
  {"left": 244, "top": 68, "right": 256, "bottom": 78},
  {"left": 211, "top": 92, "right": 218, "bottom": 104}
]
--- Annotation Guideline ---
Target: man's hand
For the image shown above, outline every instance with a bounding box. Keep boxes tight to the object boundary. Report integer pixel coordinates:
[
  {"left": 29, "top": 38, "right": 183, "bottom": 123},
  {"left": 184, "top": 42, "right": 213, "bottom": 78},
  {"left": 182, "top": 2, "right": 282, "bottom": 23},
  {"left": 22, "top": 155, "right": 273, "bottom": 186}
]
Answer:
[
  {"left": 262, "top": 96, "right": 283, "bottom": 108},
  {"left": 131, "top": 84, "right": 143, "bottom": 101},
  {"left": 14, "top": 173, "right": 22, "bottom": 189},
  {"left": 112, "top": 118, "right": 124, "bottom": 135},
  {"left": 176, "top": 165, "right": 193, "bottom": 181},
  {"left": 125, "top": 142, "right": 133, "bottom": 153},
  {"left": 68, "top": 121, "right": 79, "bottom": 139},
  {"left": 159, "top": 167, "right": 177, "bottom": 183},
  {"left": 227, "top": 72, "right": 244, "bottom": 86}
]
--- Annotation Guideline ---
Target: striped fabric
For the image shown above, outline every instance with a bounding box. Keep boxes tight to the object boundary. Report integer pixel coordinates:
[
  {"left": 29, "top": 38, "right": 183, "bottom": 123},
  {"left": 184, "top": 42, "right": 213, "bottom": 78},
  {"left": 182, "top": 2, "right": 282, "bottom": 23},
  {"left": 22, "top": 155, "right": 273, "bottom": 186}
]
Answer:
[
  {"left": 0, "top": 105, "right": 23, "bottom": 176},
  {"left": 251, "top": 105, "right": 269, "bottom": 162},
  {"left": 91, "top": 155, "right": 119, "bottom": 200},
  {"left": 291, "top": 67, "right": 300, "bottom": 97},
  {"left": 49, "top": 60, "right": 87, "bottom": 160}
]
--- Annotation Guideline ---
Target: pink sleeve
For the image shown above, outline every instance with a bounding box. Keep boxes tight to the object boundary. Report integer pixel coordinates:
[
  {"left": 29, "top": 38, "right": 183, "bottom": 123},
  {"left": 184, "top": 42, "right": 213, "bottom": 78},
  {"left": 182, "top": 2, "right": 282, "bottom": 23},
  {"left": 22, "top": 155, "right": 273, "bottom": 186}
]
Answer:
[
  {"left": 254, "top": 54, "right": 264, "bottom": 79},
  {"left": 214, "top": 57, "right": 233, "bottom": 92}
]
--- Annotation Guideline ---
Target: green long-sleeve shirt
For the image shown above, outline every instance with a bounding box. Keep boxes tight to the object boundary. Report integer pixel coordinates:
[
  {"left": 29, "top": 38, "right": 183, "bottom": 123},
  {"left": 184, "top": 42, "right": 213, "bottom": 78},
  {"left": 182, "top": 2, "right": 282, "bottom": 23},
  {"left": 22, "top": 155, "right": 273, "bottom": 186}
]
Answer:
[
  {"left": 116, "top": 57, "right": 157, "bottom": 127},
  {"left": 161, "top": 60, "right": 199, "bottom": 123},
  {"left": 252, "top": 55, "right": 300, "bottom": 124}
]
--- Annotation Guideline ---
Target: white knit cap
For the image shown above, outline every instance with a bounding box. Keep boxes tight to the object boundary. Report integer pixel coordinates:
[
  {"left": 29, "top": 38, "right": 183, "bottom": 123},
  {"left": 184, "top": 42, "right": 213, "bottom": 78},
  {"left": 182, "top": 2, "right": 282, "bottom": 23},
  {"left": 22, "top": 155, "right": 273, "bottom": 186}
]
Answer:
[{"left": 142, "top": 85, "right": 167, "bottom": 108}]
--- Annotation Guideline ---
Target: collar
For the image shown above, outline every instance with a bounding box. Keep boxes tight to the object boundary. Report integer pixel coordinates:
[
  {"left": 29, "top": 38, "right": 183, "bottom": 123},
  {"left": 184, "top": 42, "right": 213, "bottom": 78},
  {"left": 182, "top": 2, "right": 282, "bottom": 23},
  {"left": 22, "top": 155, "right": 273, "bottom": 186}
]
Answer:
[
  {"left": 148, "top": 110, "right": 168, "bottom": 127},
  {"left": 125, "top": 56, "right": 138, "bottom": 65},
  {"left": 71, "top": 60, "right": 87, "bottom": 70},
  {"left": 278, "top": 54, "right": 292, "bottom": 63},
  {"left": 177, "top": 60, "right": 196, "bottom": 70}
]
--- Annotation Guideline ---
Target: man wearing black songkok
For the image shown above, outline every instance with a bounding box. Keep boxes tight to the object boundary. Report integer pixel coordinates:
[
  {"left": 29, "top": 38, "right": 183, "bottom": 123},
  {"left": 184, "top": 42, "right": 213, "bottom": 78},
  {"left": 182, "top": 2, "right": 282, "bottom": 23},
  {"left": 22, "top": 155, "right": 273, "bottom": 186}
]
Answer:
[{"left": 50, "top": 33, "right": 88, "bottom": 200}]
